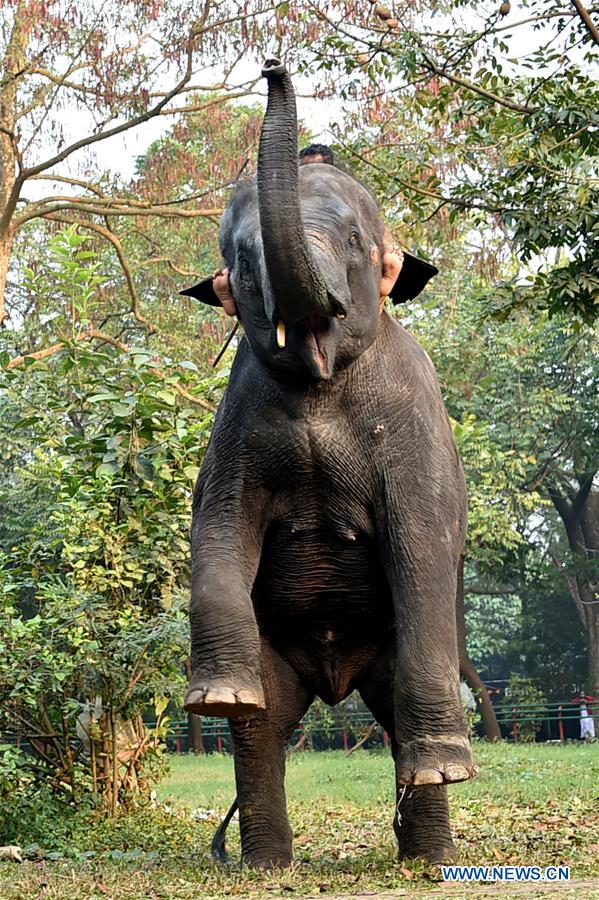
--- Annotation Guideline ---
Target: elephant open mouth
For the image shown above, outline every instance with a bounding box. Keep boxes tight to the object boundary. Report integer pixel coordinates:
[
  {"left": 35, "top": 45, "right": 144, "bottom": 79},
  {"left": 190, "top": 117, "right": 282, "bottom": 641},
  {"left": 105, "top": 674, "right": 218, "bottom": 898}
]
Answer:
[
  {"left": 275, "top": 314, "right": 333, "bottom": 378},
  {"left": 304, "top": 314, "right": 330, "bottom": 373}
]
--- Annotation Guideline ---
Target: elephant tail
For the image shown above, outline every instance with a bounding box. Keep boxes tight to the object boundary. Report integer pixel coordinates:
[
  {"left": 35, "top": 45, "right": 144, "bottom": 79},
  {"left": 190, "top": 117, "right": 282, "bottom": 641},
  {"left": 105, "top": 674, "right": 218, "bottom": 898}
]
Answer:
[{"left": 211, "top": 797, "right": 238, "bottom": 864}]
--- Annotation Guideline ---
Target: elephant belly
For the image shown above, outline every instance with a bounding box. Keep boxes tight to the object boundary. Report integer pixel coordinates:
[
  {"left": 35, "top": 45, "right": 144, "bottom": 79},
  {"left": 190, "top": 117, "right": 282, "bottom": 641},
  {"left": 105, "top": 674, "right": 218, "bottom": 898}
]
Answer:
[{"left": 252, "top": 524, "right": 394, "bottom": 704}]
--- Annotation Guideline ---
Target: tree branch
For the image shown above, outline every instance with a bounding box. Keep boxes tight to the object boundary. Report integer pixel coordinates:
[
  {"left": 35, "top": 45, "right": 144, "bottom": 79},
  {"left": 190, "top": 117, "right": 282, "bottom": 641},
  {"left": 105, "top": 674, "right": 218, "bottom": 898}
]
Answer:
[
  {"left": 29, "top": 174, "right": 106, "bottom": 197},
  {"left": 337, "top": 138, "right": 506, "bottom": 214},
  {"left": 133, "top": 256, "right": 200, "bottom": 278},
  {"left": 45, "top": 213, "right": 158, "bottom": 334},
  {"left": 419, "top": 51, "right": 536, "bottom": 114},
  {"left": 5, "top": 332, "right": 217, "bottom": 413},
  {"left": 0, "top": 3, "right": 211, "bottom": 237},
  {"left": 156, "top": 84, "right": 260, "bottom": 116},
  {"left": 339, "top": 5, "right": 539, "bottom": 115},
  {"left": 5, "top": 328, "right": 128, "bottom": 369},
  {"left": 570, "top": 0, "right": 599, "bottom": 44},
  {"left": 464, "top": 587, "right": 519, "bottom": 597},
  {"left": 571, "top": 474, "right": 597, "bottom": 520},
  {"left": 171, "top": 381, "right": 217, "bottom": 413},
  {"left": 345, "top": 720, "right": 379, "bottom": 756},
  {"left": 15, "top": 202, "right": 224, "bottom": 228},
  {"left": 547, "top": 485, "right": 573, "bottom": 526}
]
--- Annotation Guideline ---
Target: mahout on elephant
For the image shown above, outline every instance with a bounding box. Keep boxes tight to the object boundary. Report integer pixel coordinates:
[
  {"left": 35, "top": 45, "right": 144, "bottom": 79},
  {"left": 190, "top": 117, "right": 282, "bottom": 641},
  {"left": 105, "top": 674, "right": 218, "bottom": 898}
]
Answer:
[{"left": 181, "top": 58, "right": 477, "bottom": 869}]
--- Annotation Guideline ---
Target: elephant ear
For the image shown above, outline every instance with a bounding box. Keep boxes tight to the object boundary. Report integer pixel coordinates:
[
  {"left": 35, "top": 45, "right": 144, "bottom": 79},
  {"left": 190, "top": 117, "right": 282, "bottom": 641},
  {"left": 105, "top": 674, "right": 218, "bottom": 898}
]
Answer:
[
  {"left": 389, "top": 252, "right": 439, "bottom": 304},
  {"left": 180, "top": 277, "right": 222, "bottom": 307}
]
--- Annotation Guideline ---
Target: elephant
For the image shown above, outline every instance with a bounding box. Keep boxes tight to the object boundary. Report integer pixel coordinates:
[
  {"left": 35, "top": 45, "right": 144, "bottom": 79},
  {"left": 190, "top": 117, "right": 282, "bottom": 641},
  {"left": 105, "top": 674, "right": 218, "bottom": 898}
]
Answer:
[{"left": 181, "top": 58, "right": 477, "bottom": 869}]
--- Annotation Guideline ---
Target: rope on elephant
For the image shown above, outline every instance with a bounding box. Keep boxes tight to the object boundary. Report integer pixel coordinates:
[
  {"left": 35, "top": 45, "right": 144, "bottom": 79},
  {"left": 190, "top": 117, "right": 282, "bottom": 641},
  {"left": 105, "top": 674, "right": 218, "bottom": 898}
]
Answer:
[
  {"left": 211, "top": 320, "right": 239, "bottom": 368},
  {"left": 396, "top": 784, "right": 408, "bottom": 828}
]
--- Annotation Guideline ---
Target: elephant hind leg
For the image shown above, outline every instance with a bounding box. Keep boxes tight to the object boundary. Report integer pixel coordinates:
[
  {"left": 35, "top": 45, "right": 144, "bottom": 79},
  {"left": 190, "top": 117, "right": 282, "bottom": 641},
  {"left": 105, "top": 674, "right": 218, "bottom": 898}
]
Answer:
[
  {"left": 357, "top": 650, "right": 457, "bottom": 865},
  {"left": 229, "top": 639, "right": 313, "bottom": 869}
]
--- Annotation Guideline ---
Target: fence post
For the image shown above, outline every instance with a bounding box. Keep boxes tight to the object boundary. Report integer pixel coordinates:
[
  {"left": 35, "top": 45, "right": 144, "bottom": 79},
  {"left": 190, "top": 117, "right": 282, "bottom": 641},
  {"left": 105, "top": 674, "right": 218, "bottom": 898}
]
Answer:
[
  {"left": 217, "top": 720, "right": 223, "bottom": 754},
  {"left": 558, "top": 705, "right": 565, "bottom": 743},
  {"left": 383, "top": 730, "right": 389, "bottom": 748},
  {"left": 176, "top": 724, "right": 182, "bottom": 754},
  {"left": 343, "top": 728, "right": 349, "bottom": 752},
  {"left": 512, "top": 707, "right": 518, "bottom": 743}
]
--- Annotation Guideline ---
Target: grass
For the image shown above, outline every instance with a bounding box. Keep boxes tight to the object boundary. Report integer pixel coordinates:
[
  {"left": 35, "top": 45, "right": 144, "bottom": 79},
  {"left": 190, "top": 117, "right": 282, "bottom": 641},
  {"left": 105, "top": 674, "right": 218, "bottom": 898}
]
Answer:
[
  {"left": 159, "top": 744, "right": 397, "bottom": 809},
  {"left": 1, "top": 742, "right": 599, "bottom": 899},
  {"left": 159, "top": 740, "right": 599, "bottom": 808}
]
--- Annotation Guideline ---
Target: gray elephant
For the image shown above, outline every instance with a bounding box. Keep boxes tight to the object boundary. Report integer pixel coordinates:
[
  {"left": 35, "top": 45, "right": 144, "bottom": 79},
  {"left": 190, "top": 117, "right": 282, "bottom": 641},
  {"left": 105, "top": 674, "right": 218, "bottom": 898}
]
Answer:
[{"left": 182, "top": 59, "right": 476, "bottom": 868}]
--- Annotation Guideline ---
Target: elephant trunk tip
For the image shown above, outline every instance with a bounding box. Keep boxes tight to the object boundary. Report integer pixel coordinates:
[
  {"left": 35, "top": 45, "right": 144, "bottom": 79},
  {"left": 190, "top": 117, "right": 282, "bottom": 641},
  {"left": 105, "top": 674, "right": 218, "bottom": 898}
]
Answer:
[{"left": 262, "top": 58, "right": 286, "bottom": 78}]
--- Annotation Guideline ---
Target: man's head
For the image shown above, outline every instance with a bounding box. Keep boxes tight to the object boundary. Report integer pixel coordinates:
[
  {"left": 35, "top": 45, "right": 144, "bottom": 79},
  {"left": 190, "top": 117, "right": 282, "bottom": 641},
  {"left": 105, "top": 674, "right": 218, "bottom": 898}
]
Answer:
[{"left": 299, "top": 143, "right": 335, "bottom": 165}]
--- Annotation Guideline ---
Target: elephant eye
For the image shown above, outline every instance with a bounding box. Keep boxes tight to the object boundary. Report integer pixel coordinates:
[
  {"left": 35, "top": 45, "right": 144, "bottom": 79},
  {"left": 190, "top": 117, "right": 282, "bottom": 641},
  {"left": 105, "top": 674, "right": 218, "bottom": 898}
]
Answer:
[
  {"left": 236, "top": 252, "right": 254, "bottom": 289},
  {"left": 348, "top": 231, "right": 360, "bottom": 248}
]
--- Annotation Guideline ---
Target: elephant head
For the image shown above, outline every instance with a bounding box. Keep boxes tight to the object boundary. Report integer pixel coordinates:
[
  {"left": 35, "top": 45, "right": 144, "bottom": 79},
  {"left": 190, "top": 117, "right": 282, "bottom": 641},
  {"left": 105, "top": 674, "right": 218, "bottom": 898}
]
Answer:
[{"left": 182, "top": 59, "right": 438, "bottom": 382}]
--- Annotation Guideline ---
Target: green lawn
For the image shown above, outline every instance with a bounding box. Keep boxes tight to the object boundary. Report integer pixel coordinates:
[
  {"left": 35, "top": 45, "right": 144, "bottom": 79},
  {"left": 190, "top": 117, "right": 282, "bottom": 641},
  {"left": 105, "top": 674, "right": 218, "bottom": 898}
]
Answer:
[
  {"left": 159, "top": 740, "right": 599, "bottom": 808},
  {"left": 2, "top": 742, "right": 599, "bottom": 899}
]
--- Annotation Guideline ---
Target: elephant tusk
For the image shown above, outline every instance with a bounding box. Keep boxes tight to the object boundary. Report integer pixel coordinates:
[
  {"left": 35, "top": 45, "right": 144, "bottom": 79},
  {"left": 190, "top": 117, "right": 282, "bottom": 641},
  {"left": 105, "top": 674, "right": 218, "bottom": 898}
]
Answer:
[{"left": 276, "top": 320, "right": 286, "bottom": 348}]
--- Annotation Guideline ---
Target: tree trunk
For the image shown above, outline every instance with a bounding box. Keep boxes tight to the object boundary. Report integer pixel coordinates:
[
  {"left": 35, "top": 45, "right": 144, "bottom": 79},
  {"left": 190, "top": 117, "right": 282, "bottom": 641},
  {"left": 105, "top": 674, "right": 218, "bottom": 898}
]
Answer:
[
  {"left": 110, "top": 706, "right": 118, "bottom": 816},
  {"left": 549, "top": 483, "right": 599, "bottom": 697},
  {"left": 456, "top": 558, "right": 503, "bottom": 742},
  {"left": 585, "top": 604, "right": 599, "bottom": 701},
  {"left": 1, "top": 6, "right": 34, "bottom": 324},
  {"left": 580, "top": 491, "right": 599, "bottom": 698},
  {"left": 188, "top": 712, "right": 204, "bottom": 754},
  {"left": 185, "top": 658, "right": 205, "bottom": 752},
  {"left": 0, "top": 231, "right": 14, "bottom": 324},
  {"left": 459, "top": 654, "right": 503, "bottom": 742}
]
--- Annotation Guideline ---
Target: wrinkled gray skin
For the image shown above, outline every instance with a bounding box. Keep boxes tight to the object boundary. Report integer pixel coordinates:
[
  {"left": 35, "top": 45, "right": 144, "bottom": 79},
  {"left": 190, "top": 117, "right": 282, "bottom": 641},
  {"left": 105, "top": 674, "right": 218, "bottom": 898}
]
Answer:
[{"left": 182, "top": 60, "right": 476, "bottom": 869}]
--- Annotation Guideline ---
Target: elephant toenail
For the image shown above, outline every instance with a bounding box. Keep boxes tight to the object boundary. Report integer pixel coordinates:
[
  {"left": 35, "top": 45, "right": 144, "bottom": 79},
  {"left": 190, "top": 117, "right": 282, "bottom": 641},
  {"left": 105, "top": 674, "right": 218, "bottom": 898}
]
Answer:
[
  {"left": 444, "top": 764, "right": 470, "bottom": 782},
  {"left": 413, "top": 768, "right": 443, "bottom": 785}
]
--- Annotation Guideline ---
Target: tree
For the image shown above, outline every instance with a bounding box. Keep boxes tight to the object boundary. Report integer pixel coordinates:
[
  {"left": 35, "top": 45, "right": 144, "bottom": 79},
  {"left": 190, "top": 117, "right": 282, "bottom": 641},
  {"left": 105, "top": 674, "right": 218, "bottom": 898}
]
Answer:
[
  {"left": 450, "top": 415, "right": 540, "bottom": 742},
  {"left": 456, "top": 559, "right": 503, "bottom": 741},
  {"left": 0, "top": 0, "right": 311, "bottom": 332},
  {"left": 0, "top": 229, "right": 224, "bottom": 813},
  {"left": 410, "top": 277, "right": 598, "bottom": 694},
  {"left": 112, "top": 98, "right": 266, "bottom": 358},
  {"left": 304, "top": 0, "right": 599, "bottom": 320},
  {"left": 11, "top": 99, "right": 267, "bottom": 369}
]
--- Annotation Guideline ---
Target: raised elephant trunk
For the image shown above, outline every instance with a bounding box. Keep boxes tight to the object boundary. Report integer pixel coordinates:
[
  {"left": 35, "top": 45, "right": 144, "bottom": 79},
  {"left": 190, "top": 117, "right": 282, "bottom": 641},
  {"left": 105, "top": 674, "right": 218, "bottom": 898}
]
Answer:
[{"left": 258, "top": 59, "right": 335, "bottom": 325}]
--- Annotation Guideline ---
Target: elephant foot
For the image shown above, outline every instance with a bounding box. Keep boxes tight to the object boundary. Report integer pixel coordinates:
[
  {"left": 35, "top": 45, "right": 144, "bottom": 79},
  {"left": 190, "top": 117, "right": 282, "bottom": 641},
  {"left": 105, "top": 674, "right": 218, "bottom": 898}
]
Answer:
[
  {"left": 397, "top": 733, "right": 478, "bottom": 785},
  {"left": 184, "top": 678, "right": 266, "bottom": 718},
  {"left": 399, "top": 841, "right": 457, "bottom": 866},
  {"left": 242, "top": 848, "right": 293, "bottom": 870}
]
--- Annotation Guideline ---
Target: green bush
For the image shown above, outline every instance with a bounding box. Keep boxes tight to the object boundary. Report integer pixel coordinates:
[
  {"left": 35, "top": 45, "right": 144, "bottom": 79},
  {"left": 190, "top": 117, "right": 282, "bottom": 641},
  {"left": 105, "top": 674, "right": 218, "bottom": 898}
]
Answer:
[
  {"left": 0, "top": 227, "right": 227, "bottom": 815},
  {"left": 502, "top": 674, "right": 547, "bottom": 743}
]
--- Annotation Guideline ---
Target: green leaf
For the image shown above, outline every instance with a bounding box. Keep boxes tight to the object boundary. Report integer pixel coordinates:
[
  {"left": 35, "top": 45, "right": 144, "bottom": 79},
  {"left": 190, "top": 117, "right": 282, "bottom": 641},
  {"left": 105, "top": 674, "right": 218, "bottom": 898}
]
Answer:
[
  {"left": 88, "top": 393, "right": 120, "bottom": 403},
  {"left": 154, "top": 695, "right": 169, "bottom": 717},
  {"left": 111, "top": 403, "right": 132, "bottom": 417},
  {"left": 95, "top": 461, "right": 118, "bottom": 477}
]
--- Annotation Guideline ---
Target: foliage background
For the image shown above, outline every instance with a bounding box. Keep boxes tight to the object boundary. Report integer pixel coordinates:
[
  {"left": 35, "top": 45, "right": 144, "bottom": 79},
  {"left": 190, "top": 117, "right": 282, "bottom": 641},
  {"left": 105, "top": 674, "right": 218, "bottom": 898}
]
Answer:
[{"left": 0, "top": 0, "right": 597, "bottom": 861}]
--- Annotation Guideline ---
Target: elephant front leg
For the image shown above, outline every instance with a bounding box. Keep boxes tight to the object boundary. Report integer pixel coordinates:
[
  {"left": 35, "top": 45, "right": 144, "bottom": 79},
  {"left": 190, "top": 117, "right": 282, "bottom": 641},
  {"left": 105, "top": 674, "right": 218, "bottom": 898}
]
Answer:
[
  {"left": 392, "top": 588, "right": 477, "bottom": 785},
  {"left": 377, "top": 503, "right": 477, "bottom": 785},
  {"left": 185, "top": 492, "right": 269, "bottom": 717},
  {"left": 185, "top": 560, "right": 266, "bottom": 717},
  {"left": 393, "top": 578, "right": 476, "bottom": 785}
]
